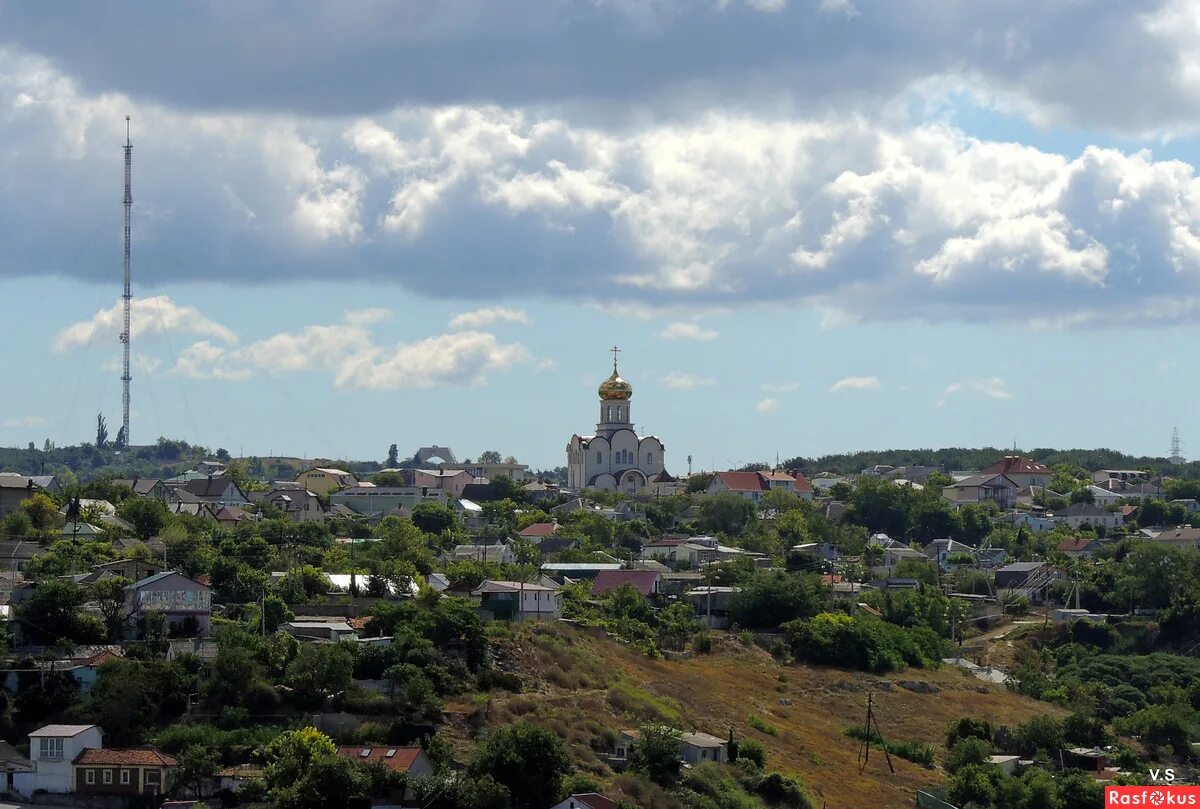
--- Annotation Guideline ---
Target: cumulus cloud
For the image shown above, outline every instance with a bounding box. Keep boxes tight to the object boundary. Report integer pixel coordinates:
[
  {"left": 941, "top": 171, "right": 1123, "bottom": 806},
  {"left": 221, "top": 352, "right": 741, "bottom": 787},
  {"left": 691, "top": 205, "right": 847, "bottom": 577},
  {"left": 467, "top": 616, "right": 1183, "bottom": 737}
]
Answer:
[
  {"left": 55, "top": 296, "right": 236, "bottom": 351},
  {"left": 662, "top": 371, "right": 715, "bottom": 390},
  {"left": 938, "top": 377, "right": 1014, "bottom": 406},
  {"left": 449, "top": 307, "right": 531, "bottom": 329},
  {"left": 3, "top": 416, "right": 46, "bottom": 428},
  {"left": 172, "top": 311, "right": 528, "bottom": 389},
  {"left": 658, "top": 322, "right": 719, "bottom": 341},
  {"left": 10, "top": 38, "right": 1200, "bottom": 328},
  {"left": 756, "top": 397, "right": 780, "bottom": 413},
  {"left": 829, "top": 375, "right": 880, "bottom": 393}
]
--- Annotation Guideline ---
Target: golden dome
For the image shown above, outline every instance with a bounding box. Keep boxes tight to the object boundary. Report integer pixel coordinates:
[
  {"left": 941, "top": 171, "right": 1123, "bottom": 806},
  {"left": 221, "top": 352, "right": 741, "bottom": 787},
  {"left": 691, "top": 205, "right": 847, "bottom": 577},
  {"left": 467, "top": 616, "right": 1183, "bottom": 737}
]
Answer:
[{"left": 599, "top": 367, "right": 633, "bottom": 400}]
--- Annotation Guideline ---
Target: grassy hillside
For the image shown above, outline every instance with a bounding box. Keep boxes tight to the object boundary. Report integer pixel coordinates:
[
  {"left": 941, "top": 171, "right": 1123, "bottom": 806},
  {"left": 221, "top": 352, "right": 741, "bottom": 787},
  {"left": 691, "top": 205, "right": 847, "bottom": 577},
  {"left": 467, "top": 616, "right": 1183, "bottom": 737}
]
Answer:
[{"left": 443, "top": 623, "right": 1062, "bottom": 809}]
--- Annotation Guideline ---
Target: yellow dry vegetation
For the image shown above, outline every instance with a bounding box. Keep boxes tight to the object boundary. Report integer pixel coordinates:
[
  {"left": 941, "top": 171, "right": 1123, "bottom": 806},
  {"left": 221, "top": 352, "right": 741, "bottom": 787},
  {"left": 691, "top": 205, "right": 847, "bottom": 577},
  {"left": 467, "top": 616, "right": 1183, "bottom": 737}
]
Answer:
[{"left": 443, "top": 623, "right": 1065, "bottom": 809}]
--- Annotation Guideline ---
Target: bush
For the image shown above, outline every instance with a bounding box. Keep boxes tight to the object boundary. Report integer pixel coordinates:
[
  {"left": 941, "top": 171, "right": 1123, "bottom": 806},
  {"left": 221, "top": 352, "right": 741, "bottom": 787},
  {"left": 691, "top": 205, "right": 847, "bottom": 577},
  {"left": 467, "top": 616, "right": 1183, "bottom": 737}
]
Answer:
[
  {"left": 945, "top": 737, "right": 993, "bottom": 774},
  {"left": 945, "top": 717, "right": 994, "bottom": 749},
  {"left": 747, "top": 715, "right": 778, "bottom": 736},
  {"left": 782, "top": 612, "right": 943, "bottom": 673},
  {"left": 736, "top": 739, "right": 766, "bottom": 768}
]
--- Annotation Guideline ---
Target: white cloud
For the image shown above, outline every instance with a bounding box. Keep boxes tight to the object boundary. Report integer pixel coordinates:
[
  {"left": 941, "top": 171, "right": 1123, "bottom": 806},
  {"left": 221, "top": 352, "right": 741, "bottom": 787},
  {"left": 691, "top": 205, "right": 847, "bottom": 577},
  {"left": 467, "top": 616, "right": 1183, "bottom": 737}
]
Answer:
[
  {"left": 756, "top": 397, "right": 780, "bottom": 413},
  {"left": 345, "top": 308, "right": 392, "bottom": 326},
  {"left": 55, "top": 296, "right": 236, "bottom": 351},
  {"left": 938, "top": 377, "right": 1014, "bottom": 406},
  {"left": 830, "top": 375, "right": 881, "bottom": 393},
  {"left": 173, "top": 311, "right": 528, "bottom": 389},
  {"left": 3, "top": 416, "right": 46, "bottom": 428},
  {"left": 448, "top": 307, "right": 531, "bottom": 329},
  {"left": 662, "top": 371, "right": 715, "bottom": 390},
  {"left": 658, "top": 322, "right": 719, "bottom": 341}
]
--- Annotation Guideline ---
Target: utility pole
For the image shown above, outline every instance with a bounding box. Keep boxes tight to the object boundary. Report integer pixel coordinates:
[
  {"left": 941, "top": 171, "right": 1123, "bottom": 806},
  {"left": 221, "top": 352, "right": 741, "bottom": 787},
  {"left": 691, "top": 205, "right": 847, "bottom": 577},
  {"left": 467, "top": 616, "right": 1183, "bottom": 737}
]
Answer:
[
  {"left": 120, "top": 116, "right": 133, "bottom": 448},
  {"left": 857, "top": 691, "right": 895, "bottom": 774}
]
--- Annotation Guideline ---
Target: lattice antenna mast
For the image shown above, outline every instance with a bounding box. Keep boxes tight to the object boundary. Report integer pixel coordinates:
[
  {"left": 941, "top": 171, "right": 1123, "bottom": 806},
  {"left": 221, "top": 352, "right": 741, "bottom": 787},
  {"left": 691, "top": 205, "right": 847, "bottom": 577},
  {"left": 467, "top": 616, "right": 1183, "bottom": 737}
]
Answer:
[
  {"left": 120, "top": 116, "right": 133, "bottom": 447},
  {"left": 1171, "top": 427, "right": 1184, "bottom": 464}
]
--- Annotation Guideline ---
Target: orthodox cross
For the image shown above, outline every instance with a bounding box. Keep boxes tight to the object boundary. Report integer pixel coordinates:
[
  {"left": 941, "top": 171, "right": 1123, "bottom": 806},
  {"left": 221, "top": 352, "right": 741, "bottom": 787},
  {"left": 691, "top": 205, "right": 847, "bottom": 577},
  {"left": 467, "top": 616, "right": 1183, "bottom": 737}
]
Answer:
[{"left": 610, "top": 345, "right": 621, "bottom": 369}]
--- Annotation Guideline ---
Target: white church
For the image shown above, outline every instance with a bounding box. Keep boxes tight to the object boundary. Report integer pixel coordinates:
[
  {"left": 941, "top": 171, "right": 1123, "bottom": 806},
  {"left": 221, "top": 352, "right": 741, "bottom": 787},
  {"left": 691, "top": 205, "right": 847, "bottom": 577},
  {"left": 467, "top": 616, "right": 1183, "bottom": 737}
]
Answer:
[{"left": 566, "top": 349, "right": 667, "bottom": 494}]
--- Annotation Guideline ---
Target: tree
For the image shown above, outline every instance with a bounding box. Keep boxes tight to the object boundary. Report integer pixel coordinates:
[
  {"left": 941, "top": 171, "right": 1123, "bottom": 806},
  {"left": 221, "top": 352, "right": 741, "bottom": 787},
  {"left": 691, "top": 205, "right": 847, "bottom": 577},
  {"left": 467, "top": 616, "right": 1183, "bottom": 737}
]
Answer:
[
  {"left": 944, "top": 737, "right": 993, "bottom": 774},
  {"left": 172, "top": 745, "right": 218, "bottom": 799},
  {"left": 20, "top": 492, "right": 59, "bottom": 532},
  {"left": 699, "top": 492, "right": 758, "bottom": 536},
  {"left": 92, "top": 576, "right": 133, "bottom": 640},
  {"left": 471, "top": 722, "right": 571, "bottom": 808},
  {"left": 411, "top": 502, "right": 457, "bottom": 535},
  {"left": 285, "top": 642, "right": 355, "bottom": 708},
  {"left": 95, "top": 413, "right": 109, "bottom": 448},
  {"left": 627, "top": 724, "right": 683, "bottom": 786},
  {"left": 114, "top": 425, "right": 127, "bottom": 450},
  {"left": 386, "top": 443, "right": 399, "bottom": 467},
  {"left": 727, "top": 570, "right": 824, "bottom": 629},
  {"left": 18, "top": 578, "right": 93, "bottom": 645},
  {"left": 478, "top": 450, "right": 502, "bottom": 464},
  {"left": 86, "top": 659, "right": 191, "bottom": 745},
  {"left": 262, "top": 727, "right": 338, "bottom": 794},
  {"left": 117, "top": 497, "right": 168, "bottom": 540}
]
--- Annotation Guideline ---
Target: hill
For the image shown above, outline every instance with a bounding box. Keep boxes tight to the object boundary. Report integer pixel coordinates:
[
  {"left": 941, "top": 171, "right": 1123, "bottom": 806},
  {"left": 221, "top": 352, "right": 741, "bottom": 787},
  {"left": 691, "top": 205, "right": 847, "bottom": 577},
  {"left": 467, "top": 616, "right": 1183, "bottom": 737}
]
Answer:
[{"left": 441, "top": 623, "right": 1062, "bottom": 809}]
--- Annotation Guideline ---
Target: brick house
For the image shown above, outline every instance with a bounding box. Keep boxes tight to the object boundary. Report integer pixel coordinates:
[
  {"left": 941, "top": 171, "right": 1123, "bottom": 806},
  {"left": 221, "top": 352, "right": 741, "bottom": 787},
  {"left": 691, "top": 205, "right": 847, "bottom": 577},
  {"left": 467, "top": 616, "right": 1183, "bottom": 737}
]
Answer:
[{"left": 73, "top": 748, "right": 175, "bottom": 798}]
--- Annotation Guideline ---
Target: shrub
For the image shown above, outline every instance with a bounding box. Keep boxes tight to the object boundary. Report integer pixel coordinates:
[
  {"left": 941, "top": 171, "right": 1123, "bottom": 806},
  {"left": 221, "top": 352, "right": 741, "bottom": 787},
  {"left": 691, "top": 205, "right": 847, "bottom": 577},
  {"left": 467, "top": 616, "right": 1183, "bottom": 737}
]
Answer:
[
  {"left": 736, "top": 738, "right": 766, "bottom": 768},
  {"left": 945, "top": 716, "right": 994, "bottom": 749},
  {"left": 782, "top": 612, "right": 943, "bottom": 673},
  {"left": 945, "top": 737, "right": 993, "bottom": 774},
  {"left": 747, "top": 714, "right": 778, "bottom": 736}
]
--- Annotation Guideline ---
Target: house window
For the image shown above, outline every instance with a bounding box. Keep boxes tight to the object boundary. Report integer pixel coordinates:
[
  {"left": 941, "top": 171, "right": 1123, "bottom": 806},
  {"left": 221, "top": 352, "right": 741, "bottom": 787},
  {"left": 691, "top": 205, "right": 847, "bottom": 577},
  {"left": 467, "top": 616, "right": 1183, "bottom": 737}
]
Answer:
[
  {"left": 145, "top": 770, "right": 160, "bottom": 785},
  {"left": 86, "top": 770, "right": 96, "bottom": 785},
  {"left": 39, "top": 738, "right": 63, "bottom": 759},
  {"left": 103, "top": 770, "right": 113, "bottom": 785},
  {"left": 120, "top": 769, "right": 131, "bottom": 785}
]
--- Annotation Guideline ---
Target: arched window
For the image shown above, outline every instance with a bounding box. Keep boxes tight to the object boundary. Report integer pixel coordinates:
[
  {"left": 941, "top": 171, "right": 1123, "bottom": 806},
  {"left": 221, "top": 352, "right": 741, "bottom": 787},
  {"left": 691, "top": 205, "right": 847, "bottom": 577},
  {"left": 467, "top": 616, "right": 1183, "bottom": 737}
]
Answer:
[
  {"left": 596, "top": 451, "right": 602, "bottom": 464},
  {"left": 647, "top": 452, "right": 653, "bottom": 464},
  {"left": 617, "top": 407, "right": 623, "bottom": 420},
  {"left": 606, "top": 405, "right": 612, "bottom": 421}
]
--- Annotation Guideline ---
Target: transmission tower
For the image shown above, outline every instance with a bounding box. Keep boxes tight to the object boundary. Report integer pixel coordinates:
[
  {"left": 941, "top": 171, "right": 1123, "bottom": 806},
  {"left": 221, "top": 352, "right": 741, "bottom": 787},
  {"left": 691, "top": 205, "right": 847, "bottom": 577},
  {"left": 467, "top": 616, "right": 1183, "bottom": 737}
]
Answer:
[
  {"left": 1170, "top": 426, "right": 1185, "bottom": 465},
  {"left": 120, "top": 116, "right": 133, "bottom": 448}
]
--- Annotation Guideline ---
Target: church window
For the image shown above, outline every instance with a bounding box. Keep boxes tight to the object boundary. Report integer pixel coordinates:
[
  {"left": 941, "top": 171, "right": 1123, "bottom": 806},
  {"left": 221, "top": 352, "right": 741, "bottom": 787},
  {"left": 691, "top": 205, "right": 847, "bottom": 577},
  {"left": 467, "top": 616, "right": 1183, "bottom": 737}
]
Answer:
[
  {"left": 597, "top": 452, "right": 602, "bottom": 464},
  {"left": 647, "top": 452, "right": 653, "bottom": 464}
]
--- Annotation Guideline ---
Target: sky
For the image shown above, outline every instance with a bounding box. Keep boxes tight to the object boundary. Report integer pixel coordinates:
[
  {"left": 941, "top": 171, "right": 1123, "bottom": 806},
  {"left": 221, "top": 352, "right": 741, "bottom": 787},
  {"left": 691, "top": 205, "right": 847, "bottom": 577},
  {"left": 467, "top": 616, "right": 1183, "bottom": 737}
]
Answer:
[{"left": 4, "top": 0, "right": 1200, "bottom": 471}]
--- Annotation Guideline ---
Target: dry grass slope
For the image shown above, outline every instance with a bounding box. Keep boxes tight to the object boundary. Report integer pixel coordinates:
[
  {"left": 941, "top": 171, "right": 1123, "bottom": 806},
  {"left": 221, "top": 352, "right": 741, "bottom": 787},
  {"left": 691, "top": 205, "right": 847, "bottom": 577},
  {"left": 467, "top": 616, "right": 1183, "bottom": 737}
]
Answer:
[{"left": 444, "top": 623, "right": 1063, "bottom": 809}]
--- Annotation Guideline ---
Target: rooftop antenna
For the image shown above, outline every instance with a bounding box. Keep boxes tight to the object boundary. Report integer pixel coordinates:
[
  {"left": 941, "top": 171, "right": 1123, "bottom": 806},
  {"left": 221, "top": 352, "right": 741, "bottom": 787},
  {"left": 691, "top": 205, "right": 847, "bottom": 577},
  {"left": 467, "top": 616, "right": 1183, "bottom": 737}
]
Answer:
[{"left": 119, "top": 116, "right": 133, "bottom": 448}]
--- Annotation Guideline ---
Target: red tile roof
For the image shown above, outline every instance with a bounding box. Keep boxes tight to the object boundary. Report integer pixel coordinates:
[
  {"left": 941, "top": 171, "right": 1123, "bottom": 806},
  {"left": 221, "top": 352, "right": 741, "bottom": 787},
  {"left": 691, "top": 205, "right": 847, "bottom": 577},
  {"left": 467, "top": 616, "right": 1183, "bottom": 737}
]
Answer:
[
  {"left": 1057, "top": 538, "right": 1094, "bottom": 553},
  {"left": 712, "top": 471, "right": 766, "bottom": 492},
  {"left": 591, "top": 570, "right": 661, "bottom": 597},
  {"left": 519, "top": 522, "right": 559, "bottom": 538},
  {"left": 74, "top": 748, "right": 176, "bottom": 767},
  {"left": 790, "top": 471, "right": 813, "bottom": 493},
  {"left": 1120, "top": 505, "right": 1138, "bottom": 517},
  {"left": 984, "top": 456, "right": 1051, "bottom": 476},
  {"left": 335, "top": 746, "right": 425, "bottom": 772}
]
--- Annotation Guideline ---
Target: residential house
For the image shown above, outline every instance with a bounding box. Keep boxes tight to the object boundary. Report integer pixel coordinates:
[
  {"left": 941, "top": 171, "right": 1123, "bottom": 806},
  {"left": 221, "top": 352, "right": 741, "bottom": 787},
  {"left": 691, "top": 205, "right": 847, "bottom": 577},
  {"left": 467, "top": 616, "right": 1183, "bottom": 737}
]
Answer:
[
  {"left": 646, "top": 470, "right": 687, "bottom": 497},
  {"left": 983, "top": 456, "right": 1052, "bottom": 489},
  {"left": 197, "top": 459, "right": 227, "bottom": 476},
  {"left": 1093, "top": 469, "right": 1149, "bottom": 485},
  {"left": 522, "top": 480, "right": 561, "bottom": 501},
  {"left": 295, "top": 467, "right": 358, "bottom": 496},
  {"left": 880, "top": 546, "right": 927, "bottom": 570},
  {"left": 440, "top": 460, "right": 532, "bottom": 482},
  {"left": 519, "top": 522, "right": 560, "bottom": 541},
  {"left": 279, "top": 621, "right": 358, "bottom": 643},
  {"left": 788, "top": 542, "right": 840, "bottom": 561},
  {"left": 975, "top": 547, "right": 1009, "bottom": 568},
  {"left": 125, "top": 572, "right": 212, "bottom": 637},
  {"left": 552, "top": 794, "right": 618, "bottom": 809},
  {"left": 1088, "top": 486, "right": 1125, "bottom": 508},
  {"left": 73, "top": 748, "right": 175, "bottom": 798},
  {"left": 540, "top": 562, "right": 623, "bottom": 579},
  {"left": 329, "top": 485, "right": 442, "bottom": 516},
  {"left": 535, "top": 537, "right": 579, "bottom": 557},
  {"left": 0, "top": 475, "right": 36, "bottom": 517},
  {"left": 923, "top": 538, "right": 974, "bottom": 571},
  {"left": 1062, "top": 502, "right": 1123, "bottom": 530},
  {"left": 59, "top": 522, "right": 106, "bottom": 540},
  {"left": 811, "top": 475, "right": 850, "bottom": 493},
  {"left": 860, "top": 464, "right": 895, "bottom": 477},
  {"left": 942, "top": 474, "right": 1018, "bottom": 510},
  {"left": 685, "top": 586, "right": 738, "bottom": 629},
  {"left": 415, "top": 468, "right": 476, "bottom": 499},
  {"left": 0, "top": 539, "right": 46, "bottom": 574},
  {"left": 1015, "top": 485, "right": 1064, "bottom": 507},
  {"left": 179, "top": 476, "right": 248, "bottom": 507},
  {"left": 334, "top": 746, "right": 433, "bottom": 778},
  {"left": 706, "top": 470, "right": 813, "bottom": 502},
  {"left": 994, "top": 562, "right": 1058, "bottom": 602},
  {"left": 204, "top": 504, "right": 255, "bottom": 530},
  {"left": 471, "top": 580, "right": 562, "bottom": 621},
  {"left": 0, "top": 739, "right": 33, "bottom": 795},
  {"left": 1171, "top": 499, "right": 1200, "bottom": 514},
  {"left": 452, "top": 543, "right": 516, "bottom": 565},
  {"left": 15, "top": 724, "right": 103, "bottom": 795},
  {"left": 614, "top": 729, "right": 728, "bottom": 765},
  {"left": 1057, "top": 538, "right": 1098, "bottom": 558},
  {"left": 454, "top": 498, "right": 485, "bottom": 529},
  {"left": 166, "top": 639, "right": 219, "bottom": 665},
  {"left": 259, "top": 488, "right": 325, "bottom": 522},
  {"left": 1152, "top": 526, "right": 1200, "bottom": 550},
  {"left": 591, "top": 570, "right": 661, "bottom": 599},
  {"left": 1000, "top": 510, "right": 1058, "bottom": 533}
]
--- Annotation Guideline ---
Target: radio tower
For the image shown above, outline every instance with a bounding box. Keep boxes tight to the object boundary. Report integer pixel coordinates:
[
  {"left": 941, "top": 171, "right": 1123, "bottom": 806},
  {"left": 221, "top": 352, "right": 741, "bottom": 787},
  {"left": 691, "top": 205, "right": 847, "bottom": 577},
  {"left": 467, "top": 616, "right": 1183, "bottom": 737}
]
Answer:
[
  {"left": 1170, "top": 426, "right": 1185, "bottom": 464},
  {"left": 120, "top": 116, "right": 133, "bottom": 448}
]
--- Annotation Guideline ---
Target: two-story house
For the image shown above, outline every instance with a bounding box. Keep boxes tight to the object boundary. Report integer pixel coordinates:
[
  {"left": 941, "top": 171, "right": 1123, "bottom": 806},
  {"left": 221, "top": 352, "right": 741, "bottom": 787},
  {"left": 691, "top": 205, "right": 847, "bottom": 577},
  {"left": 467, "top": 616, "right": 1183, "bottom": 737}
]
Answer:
[
  {"left": 942, "top": 473, "right": 1018, "bottom": 510},
  {"left": 125, "top": 572, "right": 212, "bottom": 638},
  {"left": 16, "top": 724, "right": 103, "bottom": 795},
  {"left": 983, "top": 456, "right": 1052, "bottom": 489},
  {"left": 471, "top": 580, "right": 562, "bottom": 621},
  {"left": 706, "top": 470, "right": 813, "bottom": 502},
  {"left": 295, "top": 467, "right": 358, "bottom": 496}
]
